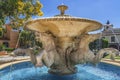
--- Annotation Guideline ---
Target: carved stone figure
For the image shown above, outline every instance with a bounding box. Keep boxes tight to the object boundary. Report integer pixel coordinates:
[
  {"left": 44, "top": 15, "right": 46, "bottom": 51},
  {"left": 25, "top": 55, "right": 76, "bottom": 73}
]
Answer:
[{"left": 28, "top": 32, "right": 103, "bottom": 75}]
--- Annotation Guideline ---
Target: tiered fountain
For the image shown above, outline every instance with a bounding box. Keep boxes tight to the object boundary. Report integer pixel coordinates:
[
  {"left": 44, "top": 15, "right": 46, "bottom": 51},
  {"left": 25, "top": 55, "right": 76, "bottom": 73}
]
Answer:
[{"left": 25, "top": 4, "right": 102, "bottom": 75}]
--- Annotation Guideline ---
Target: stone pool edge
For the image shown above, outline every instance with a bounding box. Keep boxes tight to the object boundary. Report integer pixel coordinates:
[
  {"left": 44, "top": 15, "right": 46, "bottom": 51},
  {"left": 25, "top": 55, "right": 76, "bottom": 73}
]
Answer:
[
  {"left": 0, "top": 59, "right": 30, "bottom": 70},
  {"left": 0, "top": 59, "right": 120, "bottom": 70},
  {"left": 101, "top": 59, "right": 120, "bottom": 67}
]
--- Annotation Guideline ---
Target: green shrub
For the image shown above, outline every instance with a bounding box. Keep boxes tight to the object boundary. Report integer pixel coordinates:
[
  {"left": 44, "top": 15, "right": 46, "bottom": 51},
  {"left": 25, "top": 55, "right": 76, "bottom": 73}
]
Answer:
[
  {"left": 4, "top": 48, "right": 15, "bottom": 52},
  {"left": 89, "top": 38, "right": 109, "bottom": 51},
  {"left": 115, "top": 56, "right": 120, "bottom": 60}
]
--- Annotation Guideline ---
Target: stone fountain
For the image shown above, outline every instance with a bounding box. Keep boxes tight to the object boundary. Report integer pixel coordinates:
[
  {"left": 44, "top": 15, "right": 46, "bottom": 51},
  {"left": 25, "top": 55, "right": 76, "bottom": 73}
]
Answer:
[{"left": 25, "top": 5, "right": 103, "bottom": 75}]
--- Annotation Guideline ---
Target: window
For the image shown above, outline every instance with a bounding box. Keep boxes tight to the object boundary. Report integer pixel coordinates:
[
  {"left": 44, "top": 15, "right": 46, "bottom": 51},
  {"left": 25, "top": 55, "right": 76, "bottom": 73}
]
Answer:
[
  {"left": 111, "top": 36, "right": 115, "bottom": 42},
  {"left": 106, "top": 26, "right": 109, "bottom": 29},
  {"left": 3, "top": 42, "right": 9, "bottom": 47}
]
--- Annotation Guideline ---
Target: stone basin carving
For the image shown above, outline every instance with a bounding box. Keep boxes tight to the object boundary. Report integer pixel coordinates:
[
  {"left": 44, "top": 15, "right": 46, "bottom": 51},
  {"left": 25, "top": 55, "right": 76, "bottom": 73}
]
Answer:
[{"left": 25, "top": 5, "right": 103, "bottom": 75}]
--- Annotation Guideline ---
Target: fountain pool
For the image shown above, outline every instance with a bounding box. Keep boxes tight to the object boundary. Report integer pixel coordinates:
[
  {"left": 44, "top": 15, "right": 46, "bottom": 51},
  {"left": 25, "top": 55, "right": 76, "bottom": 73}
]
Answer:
[{"left": 0, "top": 61, "right": 120, "bottom": 80}]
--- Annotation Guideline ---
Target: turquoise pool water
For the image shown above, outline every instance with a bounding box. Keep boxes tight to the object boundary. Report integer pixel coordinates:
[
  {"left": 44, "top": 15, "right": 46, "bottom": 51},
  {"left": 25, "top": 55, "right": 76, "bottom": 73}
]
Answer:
[{"left": 0, "top": 62, "right": 120, "bottom": 80}]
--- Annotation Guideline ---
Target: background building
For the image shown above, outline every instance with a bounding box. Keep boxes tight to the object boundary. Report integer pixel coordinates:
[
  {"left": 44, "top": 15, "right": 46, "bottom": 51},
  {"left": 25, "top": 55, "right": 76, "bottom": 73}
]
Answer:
[
  {"left": 0, "top": 25, "right": 19, "bottom": 48},
  {"left": 102, "top": 21, "right": 120, "bottom": 51}
]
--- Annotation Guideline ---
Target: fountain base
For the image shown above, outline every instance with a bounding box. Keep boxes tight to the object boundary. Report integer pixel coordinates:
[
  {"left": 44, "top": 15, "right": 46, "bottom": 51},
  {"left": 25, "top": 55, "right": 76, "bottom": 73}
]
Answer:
[{"left": 48, "top": 66, "right": 77, "bottom": 75}]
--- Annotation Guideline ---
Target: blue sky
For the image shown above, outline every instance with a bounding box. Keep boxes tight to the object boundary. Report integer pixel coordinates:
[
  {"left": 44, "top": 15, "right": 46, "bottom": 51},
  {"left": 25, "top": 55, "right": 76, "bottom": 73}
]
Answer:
[{"left": 40, "top": 0, "right": 120, "bottom": 28}]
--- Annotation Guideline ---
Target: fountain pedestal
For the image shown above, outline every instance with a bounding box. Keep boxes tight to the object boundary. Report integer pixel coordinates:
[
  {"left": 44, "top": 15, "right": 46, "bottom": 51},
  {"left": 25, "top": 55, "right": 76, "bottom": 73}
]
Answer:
[{"left": 49, "top": 65, "right": 77, "bottom": 75}]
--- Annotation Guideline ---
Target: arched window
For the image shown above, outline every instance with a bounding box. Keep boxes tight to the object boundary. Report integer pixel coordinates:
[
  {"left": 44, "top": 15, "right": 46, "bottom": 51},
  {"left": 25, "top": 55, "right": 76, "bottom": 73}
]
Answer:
[{"left": 111, "top": 36, "right": 115, "bottom": 42}]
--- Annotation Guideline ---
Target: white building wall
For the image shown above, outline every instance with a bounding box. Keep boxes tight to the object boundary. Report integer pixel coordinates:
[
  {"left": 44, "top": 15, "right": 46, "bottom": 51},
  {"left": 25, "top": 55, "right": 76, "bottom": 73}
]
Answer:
[
  {"left": 114, "top": 35, "right": 120, "bottom": 43},
  {"left": 104, "top": 35, "right": 120, "bottom": 44}
]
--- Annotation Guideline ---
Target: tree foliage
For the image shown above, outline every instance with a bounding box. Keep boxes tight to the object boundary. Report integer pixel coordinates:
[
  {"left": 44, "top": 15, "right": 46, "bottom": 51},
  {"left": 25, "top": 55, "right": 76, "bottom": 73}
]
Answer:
[
  {"left": 0, "top": 0, "right": 43, "bottom": 28},
  {"left": 0, "top": 26, "right": 7, "bottom": 38},
  {"left": 19, "top": 30, "right": 42, "bottom": 48},
  {"left": 89, "top": 38, "right": 109, "bottom": 51},
  {"left": 0, "top": 28, "right": 3, "bottom": 38}
]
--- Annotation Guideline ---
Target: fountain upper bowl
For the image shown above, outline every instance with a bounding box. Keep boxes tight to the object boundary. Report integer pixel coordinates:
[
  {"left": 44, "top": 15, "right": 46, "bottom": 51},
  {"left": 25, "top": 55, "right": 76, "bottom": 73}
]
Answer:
[{"left": 25, "top": 16, "right": 102, "bottom": 37}]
